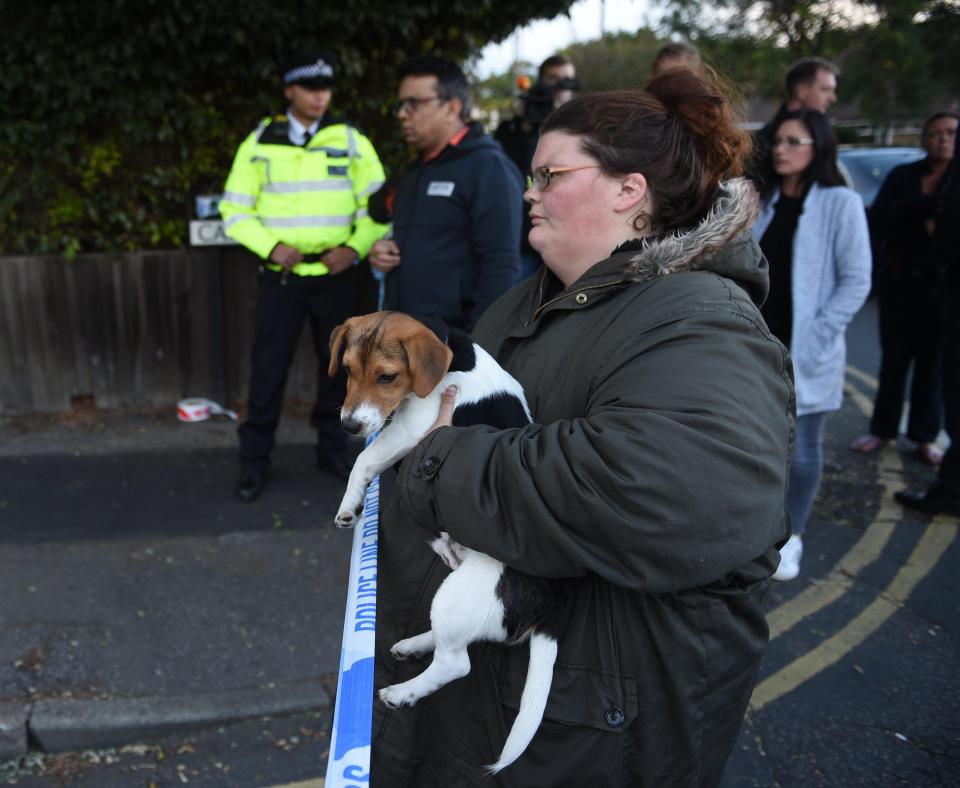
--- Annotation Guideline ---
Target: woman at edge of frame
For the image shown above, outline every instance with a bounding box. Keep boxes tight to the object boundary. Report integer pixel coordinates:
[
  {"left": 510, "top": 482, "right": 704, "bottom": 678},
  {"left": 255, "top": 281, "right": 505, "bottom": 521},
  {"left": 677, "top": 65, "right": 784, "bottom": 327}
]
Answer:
[
  {"left": 850, "top": 112, "right": 960, "bottom": 465},
  {"left": 372, "top": 70, "right": 795, "bottom": 787}
]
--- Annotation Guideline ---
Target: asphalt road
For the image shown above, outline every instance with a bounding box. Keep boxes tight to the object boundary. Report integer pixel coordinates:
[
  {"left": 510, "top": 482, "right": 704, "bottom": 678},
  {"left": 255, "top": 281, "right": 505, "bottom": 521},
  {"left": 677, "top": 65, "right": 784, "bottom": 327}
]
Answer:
[
  {"left": 720, "top": 296, "right": 958, "bottom": 787},
  {"left": 1, "top": 297, "right": 957, "bottom": 787}
]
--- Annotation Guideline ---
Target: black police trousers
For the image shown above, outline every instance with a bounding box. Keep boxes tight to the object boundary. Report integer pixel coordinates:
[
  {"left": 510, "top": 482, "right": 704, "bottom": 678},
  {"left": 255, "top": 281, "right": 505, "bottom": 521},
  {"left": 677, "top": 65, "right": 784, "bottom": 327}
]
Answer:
[{"left": 239, "top": 265, "right": 357, "bottom": 471}]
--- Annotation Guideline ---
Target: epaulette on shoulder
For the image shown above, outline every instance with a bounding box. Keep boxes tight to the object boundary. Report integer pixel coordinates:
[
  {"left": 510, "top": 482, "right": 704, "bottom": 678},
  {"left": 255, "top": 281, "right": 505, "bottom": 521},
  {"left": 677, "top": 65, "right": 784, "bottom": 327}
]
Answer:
[{"left": 256, "top": 115, "right": 293, "bottom": 144}]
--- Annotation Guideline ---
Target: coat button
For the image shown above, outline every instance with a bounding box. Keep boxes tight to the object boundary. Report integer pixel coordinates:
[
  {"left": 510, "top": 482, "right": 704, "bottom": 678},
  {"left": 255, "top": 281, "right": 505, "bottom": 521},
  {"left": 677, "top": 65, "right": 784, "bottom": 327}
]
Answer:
[
  {"left": 575, "top": 293, "right": 588, "bottom": 305},
  {"left": 420, "top": 456, "right": 441, "bottom": 476},
  {"left": 604, "top": 707, "right": 625, "bottom": 728}
]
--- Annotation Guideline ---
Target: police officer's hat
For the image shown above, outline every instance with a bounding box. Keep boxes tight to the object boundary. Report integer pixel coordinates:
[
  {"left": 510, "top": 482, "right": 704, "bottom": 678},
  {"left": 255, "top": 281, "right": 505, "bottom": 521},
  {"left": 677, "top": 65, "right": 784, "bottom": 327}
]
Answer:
[{"left": 282, "top": 49, "right": 338, "bottom": 89}]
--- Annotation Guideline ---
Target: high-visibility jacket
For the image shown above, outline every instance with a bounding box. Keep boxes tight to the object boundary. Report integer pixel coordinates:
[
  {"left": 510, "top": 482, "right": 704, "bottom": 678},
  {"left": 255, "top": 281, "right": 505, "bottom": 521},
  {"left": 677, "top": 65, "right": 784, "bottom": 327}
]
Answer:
[{"left": 220, "top": 114, "right": 387, "bottom": 276}]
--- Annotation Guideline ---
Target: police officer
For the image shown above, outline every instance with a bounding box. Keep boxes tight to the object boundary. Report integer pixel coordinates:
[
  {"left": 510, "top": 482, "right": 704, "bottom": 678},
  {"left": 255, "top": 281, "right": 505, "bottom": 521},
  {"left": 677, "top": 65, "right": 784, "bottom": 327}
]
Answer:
[{"left": 220, "top": 49, "right": 387, "bottom": 502}]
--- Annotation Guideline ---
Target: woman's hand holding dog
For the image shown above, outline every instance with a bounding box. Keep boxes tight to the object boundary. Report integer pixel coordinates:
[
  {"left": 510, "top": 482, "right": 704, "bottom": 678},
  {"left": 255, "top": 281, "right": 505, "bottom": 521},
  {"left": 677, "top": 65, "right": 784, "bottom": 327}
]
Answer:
[{"left": 427, "top": 386, "right": 458, "bottom": 435}]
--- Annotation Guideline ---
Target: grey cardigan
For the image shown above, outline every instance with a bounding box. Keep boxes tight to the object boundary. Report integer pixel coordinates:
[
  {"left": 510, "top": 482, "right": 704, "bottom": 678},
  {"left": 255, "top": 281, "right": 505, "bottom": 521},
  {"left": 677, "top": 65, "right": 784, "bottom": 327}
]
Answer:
[{"left": 753, "top": 183, "right": 872, "bottom": 416}]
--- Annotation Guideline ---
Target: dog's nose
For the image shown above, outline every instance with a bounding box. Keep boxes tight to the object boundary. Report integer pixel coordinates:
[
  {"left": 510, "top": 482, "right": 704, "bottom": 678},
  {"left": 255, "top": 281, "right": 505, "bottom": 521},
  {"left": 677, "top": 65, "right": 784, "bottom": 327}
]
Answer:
[{"left": 341, "top": 416, "right": 362, "bottom": 435}]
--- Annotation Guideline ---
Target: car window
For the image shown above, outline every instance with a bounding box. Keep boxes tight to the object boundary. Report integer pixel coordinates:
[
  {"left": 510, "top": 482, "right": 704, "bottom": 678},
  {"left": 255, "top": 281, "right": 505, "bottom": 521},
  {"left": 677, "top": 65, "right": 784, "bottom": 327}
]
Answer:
[{"left": 838, "top": 148, "right": 925, "bottom": 208}]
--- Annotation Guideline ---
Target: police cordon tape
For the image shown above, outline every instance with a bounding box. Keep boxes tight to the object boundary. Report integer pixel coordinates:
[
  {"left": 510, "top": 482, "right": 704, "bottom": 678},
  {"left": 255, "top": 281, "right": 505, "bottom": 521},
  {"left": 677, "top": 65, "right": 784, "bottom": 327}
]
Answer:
[{"left": 325, "top": 464, "right": 380, "bottom": 787}]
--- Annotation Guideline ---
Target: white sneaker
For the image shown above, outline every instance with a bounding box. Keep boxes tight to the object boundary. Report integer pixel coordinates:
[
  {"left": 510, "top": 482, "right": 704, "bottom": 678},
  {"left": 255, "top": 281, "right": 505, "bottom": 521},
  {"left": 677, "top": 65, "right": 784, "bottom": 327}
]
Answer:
[{"left": 773, "top": 535, "right": 803, "bottom": 581}]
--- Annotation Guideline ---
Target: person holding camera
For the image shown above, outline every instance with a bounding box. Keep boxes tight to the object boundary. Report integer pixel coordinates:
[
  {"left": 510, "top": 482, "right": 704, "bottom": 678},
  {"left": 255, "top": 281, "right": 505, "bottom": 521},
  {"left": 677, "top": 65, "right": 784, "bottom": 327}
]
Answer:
[{"left": 495, "top": 55, "right": 580, "bottom": 283}]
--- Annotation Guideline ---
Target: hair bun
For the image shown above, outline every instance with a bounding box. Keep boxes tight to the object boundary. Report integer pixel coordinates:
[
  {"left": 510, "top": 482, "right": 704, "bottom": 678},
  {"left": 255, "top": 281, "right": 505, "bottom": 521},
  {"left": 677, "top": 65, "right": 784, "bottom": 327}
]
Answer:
[{"left": 646, "top": 69, "right": 750, "bottom": 178}]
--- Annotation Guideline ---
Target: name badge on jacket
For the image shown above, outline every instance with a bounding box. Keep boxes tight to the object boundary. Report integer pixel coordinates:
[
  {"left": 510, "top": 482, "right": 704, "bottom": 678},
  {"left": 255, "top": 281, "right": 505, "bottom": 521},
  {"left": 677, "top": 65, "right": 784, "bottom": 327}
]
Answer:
[{"left": 427, "top": 181, "right": 455, "bottom": 197}]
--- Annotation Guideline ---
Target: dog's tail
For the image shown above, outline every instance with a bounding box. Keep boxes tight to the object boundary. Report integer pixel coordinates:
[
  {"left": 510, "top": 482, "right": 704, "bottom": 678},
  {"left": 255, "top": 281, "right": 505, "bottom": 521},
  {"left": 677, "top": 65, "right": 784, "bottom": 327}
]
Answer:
[{"left": 484, "top": 631, "right": 557, "bottom": 775}]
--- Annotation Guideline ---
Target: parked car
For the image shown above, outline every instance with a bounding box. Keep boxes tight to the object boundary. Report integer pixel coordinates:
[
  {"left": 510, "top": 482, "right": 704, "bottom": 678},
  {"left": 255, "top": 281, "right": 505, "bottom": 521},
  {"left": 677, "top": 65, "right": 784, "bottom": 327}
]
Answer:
[{"left": 838, "top": 146, "right": 925, "bottom": 209}]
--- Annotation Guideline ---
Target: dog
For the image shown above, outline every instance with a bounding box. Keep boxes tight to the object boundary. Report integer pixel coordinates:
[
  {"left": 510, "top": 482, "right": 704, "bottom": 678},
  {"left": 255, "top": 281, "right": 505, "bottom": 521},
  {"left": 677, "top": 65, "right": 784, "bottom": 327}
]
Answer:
[{"left": 328, "top": 311, "right": 564, "bottom": 774}]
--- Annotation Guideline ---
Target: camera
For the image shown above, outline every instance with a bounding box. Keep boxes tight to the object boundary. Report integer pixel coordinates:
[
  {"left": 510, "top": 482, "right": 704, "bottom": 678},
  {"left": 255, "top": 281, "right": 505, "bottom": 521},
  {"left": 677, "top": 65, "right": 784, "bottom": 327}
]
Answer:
[{"left": 522, "top": 77, "right": 581, "bottom": 126}]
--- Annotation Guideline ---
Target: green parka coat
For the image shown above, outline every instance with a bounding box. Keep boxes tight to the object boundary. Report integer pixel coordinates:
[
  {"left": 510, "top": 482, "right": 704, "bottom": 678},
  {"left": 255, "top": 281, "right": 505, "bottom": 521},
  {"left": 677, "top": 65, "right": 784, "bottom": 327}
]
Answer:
[{"left": 371, "top": 179, "right": 795, "bottom": 787}]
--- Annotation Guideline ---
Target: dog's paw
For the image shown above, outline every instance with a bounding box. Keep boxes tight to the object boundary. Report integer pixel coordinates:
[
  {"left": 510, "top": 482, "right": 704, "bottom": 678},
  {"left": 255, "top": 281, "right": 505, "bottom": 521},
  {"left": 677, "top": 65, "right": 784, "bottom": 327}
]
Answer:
[
  {"left": 390, "top": 641, "right": 419, "bottom": 661},
  {"left": 379, "top": 685, "right": 420, "bottom": 708},
  {"left": 334, "top": 509, "right": 359, "bottom": 528}
]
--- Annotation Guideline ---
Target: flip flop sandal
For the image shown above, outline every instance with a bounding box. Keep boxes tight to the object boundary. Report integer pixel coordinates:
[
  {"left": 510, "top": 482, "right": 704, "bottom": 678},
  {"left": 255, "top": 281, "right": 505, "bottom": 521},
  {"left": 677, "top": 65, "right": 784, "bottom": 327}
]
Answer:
[{"left": 850, "top": 435, "right": 890, "bottom": 454}]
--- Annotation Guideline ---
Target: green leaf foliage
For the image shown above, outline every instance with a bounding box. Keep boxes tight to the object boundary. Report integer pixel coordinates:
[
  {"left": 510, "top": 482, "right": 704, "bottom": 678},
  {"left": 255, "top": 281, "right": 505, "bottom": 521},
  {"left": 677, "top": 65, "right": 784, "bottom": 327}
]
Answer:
[
  {"left": 529, "top": 2, "right": 958, "bottom": 134},
  {"left": 657, "top": 0, "right": 959, "bottom": 120},
  {"left": 565, "top": 30, "right": 664, "bottom": 92},
  {"left": 0, "top": 0, "right": 573, "bottom": 254}
]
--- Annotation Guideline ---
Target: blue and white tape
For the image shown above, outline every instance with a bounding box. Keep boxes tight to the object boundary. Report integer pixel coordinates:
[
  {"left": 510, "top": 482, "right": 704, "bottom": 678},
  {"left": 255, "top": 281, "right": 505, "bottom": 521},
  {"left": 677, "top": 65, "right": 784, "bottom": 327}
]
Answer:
[{"left": 325, "top": 472, "right": 380, "bottom": 787}]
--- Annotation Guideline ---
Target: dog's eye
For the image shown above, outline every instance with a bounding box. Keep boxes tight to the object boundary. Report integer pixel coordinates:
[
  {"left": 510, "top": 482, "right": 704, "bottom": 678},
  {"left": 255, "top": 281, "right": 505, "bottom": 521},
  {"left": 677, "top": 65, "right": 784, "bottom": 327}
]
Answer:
[{"left": 378, "top": 373, "right": 398, "bottom": 385}]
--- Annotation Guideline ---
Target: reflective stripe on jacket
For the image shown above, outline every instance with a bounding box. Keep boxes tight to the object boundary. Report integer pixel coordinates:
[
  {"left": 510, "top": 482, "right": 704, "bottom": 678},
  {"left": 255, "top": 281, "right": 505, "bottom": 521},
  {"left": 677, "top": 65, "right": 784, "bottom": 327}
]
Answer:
[{"left": 219, "top": 116, "right": 387, "bottom": 274}]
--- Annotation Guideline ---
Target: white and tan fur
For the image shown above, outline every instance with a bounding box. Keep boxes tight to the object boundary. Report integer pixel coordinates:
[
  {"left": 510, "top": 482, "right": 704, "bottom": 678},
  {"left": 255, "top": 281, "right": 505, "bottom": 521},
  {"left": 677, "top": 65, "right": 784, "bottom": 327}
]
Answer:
[{"left": 328, "top": 312, "right": 560, "bottom": 774}]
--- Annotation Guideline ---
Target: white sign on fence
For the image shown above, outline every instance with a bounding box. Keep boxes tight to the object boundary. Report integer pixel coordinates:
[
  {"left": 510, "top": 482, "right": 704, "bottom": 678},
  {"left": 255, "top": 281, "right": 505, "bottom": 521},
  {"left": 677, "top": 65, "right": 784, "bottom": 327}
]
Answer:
[{"left": 188, "top": 220, "right": 238, "bottom": 247}]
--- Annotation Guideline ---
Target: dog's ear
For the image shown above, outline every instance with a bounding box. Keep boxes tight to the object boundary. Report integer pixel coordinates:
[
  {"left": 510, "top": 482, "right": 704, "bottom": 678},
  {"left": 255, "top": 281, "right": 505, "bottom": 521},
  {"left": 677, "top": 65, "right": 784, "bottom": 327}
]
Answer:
[
  {"left": 404, "top": 329, "right": 453, "bottom": 398},
  {"left": 328, "top": 322, "right": 350, "bottom": 378}
]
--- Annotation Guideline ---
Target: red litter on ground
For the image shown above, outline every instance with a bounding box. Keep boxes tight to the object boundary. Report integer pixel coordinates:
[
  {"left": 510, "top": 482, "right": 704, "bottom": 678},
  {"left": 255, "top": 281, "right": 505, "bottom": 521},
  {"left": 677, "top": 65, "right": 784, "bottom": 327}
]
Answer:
[{"left": 177, "top": 398, "right": 237, "bottom": 422}]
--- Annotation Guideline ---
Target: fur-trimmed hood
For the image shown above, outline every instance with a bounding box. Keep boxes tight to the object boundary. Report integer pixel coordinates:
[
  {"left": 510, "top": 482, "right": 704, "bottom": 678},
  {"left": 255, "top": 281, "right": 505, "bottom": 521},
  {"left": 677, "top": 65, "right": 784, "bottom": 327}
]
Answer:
[{"left": 622, "top": 177, "right": 767, "bottom": 305}]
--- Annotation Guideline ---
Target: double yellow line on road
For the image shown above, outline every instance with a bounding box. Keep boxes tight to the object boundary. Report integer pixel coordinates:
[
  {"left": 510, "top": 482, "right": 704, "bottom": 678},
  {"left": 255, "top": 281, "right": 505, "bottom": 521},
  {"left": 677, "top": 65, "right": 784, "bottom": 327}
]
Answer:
[{"left": 750, "top": 368, "right": 957, "bottom": 712}]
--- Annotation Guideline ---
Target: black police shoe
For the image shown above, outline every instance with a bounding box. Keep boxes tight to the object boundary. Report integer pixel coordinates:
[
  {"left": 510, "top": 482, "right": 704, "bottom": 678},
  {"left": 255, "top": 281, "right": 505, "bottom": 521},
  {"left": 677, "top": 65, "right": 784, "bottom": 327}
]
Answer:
[
  {"left": 317, "top": 452, "right": 352, "bottom": 482},
  {"left": 894, "top": 485, "right": 960, "bottom": 517},
  {"left": 235, "top": 468, "right": 266, "bottom": 503}
]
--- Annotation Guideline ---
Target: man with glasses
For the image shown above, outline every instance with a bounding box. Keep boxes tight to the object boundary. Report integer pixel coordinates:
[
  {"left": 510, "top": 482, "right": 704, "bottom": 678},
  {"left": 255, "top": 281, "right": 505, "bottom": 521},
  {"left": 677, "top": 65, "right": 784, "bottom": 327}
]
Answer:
[{"left": 368, "top": 56, "right": 524, "bottom": 330}]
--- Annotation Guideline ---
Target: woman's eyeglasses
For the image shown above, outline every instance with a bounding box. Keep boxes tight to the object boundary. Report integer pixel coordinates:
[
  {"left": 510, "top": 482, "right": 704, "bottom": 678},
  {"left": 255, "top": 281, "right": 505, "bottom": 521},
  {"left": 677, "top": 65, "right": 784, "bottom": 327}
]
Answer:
[
  {"left": 527, "top": 164, "right": 603, "bottom": 191},
  {"left": 772, "top": 136, "right": 815, "bottom": 149}
]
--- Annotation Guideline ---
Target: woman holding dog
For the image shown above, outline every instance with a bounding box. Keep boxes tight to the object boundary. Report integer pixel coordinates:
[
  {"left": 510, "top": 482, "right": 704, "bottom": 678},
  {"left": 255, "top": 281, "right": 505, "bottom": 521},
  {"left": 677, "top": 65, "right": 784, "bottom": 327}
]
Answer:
[
  {"left": 753, "top": 110, "right": 872, "bottom": 581},
  {"left": 373, "top": 71, "right": 794, "bottom": 786}
]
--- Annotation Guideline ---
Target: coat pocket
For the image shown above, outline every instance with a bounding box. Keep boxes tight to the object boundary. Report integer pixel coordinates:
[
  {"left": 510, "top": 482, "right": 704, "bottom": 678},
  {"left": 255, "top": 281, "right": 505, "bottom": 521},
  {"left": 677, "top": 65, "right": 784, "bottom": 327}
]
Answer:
[
  {"left": 795, "top": 318, "right": 840, "bottom": 377},
  {"left": 482, "top": 653, "right": 639, "bottom": 786},
  {"left": 495, "top": 652, "right": 639, "bottom": 733}
]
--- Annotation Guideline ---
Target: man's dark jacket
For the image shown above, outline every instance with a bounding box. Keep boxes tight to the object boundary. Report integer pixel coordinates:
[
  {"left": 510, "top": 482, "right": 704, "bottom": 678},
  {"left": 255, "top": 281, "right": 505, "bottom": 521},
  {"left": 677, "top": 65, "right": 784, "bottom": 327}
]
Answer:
[
  {"left": 381, "top": 123, "right": 524, "bottom": 330},
  {"left": 371, "top": 179, "right": 795, "bottom": 786},
  {"left": 870, "top": 158, "right": 945, "bottom": 276}
]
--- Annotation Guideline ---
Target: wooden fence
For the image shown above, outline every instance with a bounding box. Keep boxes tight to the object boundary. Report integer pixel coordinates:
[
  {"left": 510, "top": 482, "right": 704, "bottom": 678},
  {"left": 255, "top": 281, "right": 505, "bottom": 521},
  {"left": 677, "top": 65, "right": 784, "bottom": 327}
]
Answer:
[{"left": 0, "top": 248, "right": 344, "bottom": 415}]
